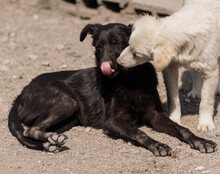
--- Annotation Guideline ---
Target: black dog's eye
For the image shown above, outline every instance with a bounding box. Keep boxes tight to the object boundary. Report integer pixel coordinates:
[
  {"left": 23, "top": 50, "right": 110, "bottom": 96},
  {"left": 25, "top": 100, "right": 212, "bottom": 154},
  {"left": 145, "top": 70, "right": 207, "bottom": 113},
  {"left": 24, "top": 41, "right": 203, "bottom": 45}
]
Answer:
[{"left": 112, "top": 39, "right": 120, "bottom": 44}]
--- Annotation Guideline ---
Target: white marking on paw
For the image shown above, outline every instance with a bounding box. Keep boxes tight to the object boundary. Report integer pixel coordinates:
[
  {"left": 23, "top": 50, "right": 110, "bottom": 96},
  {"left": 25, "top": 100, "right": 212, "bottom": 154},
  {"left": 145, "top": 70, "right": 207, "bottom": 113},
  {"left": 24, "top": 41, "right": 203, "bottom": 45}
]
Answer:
[
  {"left": 43, "top": 142, "right": 61, "bottom": 153},
  {"left": 48, "top": 145, "right": 59, "bottom": 152},
  {"left": 58, "top": 135, "right": 66, "bottom": 143},
  {"left": 48, "top": 136, "right": 56, "bottom": 145}
]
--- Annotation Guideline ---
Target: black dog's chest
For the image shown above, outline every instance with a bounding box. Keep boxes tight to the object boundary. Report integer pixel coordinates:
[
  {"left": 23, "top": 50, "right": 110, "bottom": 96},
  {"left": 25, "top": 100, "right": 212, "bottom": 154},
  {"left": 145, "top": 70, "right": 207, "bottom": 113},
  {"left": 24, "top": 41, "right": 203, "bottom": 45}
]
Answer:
[{"left": 114, "top": 87, "right": 152, "bottom": 109}]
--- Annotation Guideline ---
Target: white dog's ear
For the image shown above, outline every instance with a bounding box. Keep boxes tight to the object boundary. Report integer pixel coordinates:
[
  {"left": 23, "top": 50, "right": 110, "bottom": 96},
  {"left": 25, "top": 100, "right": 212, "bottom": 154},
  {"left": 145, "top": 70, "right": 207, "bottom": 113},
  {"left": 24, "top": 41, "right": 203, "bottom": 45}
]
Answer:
[{"left": 152, "top": 46, "right": 176, "bottom": 72}]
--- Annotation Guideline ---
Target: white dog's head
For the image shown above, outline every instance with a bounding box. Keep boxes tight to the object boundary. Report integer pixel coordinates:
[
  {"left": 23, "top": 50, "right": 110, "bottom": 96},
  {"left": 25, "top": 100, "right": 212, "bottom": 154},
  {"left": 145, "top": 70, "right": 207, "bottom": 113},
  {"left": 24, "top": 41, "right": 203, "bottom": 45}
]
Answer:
[{"left": 117, "top": 16, "right": 176, "bottom": 72}]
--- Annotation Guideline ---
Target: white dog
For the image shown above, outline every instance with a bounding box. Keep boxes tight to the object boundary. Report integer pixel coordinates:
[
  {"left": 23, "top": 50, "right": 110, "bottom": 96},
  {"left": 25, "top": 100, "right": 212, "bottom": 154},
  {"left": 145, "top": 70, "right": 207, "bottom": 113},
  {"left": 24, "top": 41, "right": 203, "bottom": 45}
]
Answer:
[{"left": 117, "top": 0, "right": 220, "bottom": 132}]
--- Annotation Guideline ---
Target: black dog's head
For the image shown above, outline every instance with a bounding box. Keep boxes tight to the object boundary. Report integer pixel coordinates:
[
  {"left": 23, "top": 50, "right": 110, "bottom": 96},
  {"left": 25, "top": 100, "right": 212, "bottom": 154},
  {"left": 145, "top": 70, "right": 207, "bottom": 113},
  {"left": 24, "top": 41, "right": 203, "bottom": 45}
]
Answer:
[{"left": 80, "top": 23, "right": 132, "bottom": 78}]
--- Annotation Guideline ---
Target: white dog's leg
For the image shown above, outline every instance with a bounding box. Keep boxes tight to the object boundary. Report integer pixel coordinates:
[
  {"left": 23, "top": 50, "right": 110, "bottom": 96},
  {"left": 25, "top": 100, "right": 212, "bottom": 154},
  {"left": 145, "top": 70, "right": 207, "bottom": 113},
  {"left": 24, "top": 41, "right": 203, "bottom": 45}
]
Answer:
[
  {"left": 187, "top": 70, "right": 202, "bottom": 99},
  {"left": 198, "top": 70, "right": 218, "bottom": 132},
  {"left": 163, "top": 65, "right": 181, "bottom": 125}
]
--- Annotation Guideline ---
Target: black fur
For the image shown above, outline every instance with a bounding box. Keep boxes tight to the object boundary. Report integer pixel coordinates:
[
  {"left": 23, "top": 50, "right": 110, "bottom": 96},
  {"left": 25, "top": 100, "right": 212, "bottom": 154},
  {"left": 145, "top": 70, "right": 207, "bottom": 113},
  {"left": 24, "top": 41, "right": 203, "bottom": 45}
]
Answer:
[{"left": 8, "top": 23, "right": 217, "bottom": 156}]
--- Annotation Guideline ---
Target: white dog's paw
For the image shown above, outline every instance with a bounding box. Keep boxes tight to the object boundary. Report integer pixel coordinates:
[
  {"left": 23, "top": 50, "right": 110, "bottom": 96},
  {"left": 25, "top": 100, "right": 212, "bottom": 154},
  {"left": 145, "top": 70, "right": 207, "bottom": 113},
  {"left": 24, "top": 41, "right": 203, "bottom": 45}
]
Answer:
[
  {"left": 197, "top": 122, "right": 215, "bottom": 132},
  {"left": 187, "top": 90, "right": 201, "bottom": 99}
]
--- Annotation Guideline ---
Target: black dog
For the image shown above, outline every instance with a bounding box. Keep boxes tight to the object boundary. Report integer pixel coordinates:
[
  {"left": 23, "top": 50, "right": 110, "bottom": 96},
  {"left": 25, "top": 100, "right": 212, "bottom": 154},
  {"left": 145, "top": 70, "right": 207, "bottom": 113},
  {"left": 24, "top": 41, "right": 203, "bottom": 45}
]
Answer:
[{"left": 8, "top": 23, "right": 217, "bottom": 156}]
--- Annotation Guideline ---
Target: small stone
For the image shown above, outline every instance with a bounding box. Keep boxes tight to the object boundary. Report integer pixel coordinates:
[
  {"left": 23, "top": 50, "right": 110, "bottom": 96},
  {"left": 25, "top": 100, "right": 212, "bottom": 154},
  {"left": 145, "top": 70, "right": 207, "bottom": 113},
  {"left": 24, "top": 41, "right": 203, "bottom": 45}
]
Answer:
[
  {"left": 85, "top": 127, "right": 91, "bottom": 133},
  {"left": 60, "top": 64, "right": 67, "bottom": 69},
  {"left": 131, "top": 149, "right": 140, "bottom": 154},
  {"left": 195, "top": 166, "right": 205, "bottom": 171},
  {"left": 12, "top": 75, "right": 23, "bottom": 79},
  {"left": 28, "top": 54, "right": 38, "bottom": 60},
  {"left": 201, "top": 170, "right": 210, "bottom": 174},
  {"left": 56, "top": 44, "right": 64, "bottom": 51},
  {"left": 41, "top": 61, "right": 50, "bottom": 66},
  {"left": 216, "top": 131, "right": 220, "bottom": 137},
  {"left": 33, "top": 14, "right": 39, "bottom": 20},
  {"left": 185, "top": 98, "right": 191, "bottom": 103},
  {"left": 9, "top": 32, "right": 16, "bottom": 38}
]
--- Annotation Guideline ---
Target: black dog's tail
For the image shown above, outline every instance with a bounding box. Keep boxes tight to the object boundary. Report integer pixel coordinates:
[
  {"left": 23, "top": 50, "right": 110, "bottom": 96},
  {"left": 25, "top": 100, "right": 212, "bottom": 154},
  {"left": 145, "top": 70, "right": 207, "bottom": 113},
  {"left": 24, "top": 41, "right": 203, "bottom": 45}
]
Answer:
[{"left": 8, "top": 98, "right": 44, "bottom": 150}]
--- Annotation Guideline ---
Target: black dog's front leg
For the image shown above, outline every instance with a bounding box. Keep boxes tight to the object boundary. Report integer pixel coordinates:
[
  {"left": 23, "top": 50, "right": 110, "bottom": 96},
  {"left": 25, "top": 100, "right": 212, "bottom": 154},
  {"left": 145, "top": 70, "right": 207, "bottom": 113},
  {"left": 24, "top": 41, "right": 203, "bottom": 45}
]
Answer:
[
  {"left": 145, "top": 111, "right": 218, "bottom": 153},
  {"left": 105, "top": 118, "right": 171, "bottom": 157}
]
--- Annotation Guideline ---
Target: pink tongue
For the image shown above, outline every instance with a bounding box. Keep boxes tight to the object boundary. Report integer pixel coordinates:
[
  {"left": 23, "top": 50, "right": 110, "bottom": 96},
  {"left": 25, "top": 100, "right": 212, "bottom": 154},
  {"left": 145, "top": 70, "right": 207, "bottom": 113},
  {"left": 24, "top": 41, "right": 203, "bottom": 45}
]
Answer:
[{"left": 101, "top": 62, "right": 115, "bottom": 75}]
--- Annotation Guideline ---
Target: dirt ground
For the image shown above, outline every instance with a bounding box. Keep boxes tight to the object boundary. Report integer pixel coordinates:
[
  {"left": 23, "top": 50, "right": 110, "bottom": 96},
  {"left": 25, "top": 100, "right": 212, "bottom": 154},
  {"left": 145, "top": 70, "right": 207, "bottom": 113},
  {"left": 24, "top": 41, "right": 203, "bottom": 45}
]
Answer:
[{"left": 0, "top": 0, "right": 220, "bottom": 174}]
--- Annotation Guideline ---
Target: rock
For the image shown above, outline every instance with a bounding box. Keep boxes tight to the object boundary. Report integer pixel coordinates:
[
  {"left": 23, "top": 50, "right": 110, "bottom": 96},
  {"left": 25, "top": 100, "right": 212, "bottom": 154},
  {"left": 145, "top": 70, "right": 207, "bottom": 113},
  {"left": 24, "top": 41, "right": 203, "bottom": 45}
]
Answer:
[
  {"left": 60, "top": 64, "right": 67, "bottom": 69},
  {"left": 56, "top": 44, "right": 65, "bottom": 51},
  {"left": 216, "top": 131, "right": 220, "bottom": 137},
  {"left": 12, "top": 75, "right": 23, "bottom": 79},
  {"left": 28, "top": 54, "right": 38, "bottom": 60},
  {"left": 41, "top": 61, "right": 50, "bottom": 66},
  {"left": 67, "top": 51, "right": 82, "bottom": 58},
  {"left": 33, "top": 14, "right": 39, "bottom": 20},
  {"left": 201, "top": 170, "right": 210, "bottom": 174},
  {"left": 85, "top": 127, "right": 91, "bottom": 133},
  {"left": 9, "top": 32, "right": 16, "bottom": 38},
  {"left": 195, "top": 166, "right": 205, "bottom": 171}
]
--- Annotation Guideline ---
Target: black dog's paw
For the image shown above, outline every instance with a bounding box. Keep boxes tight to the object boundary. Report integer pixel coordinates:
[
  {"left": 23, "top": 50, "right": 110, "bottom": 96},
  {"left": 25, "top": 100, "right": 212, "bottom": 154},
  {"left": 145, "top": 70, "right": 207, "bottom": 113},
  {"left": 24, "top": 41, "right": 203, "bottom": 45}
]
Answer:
[
  {"left": 48, "top": 134, "right": 68, "bottom": 147},
  {"left": 190, "top": 137, "right": 218, "bottom": 153},
  {"left": 43, "top": 134, "right": 68, "bottom": 153},
  {"left": 149, "top": 142, "right": 172, "bottom": 157}
]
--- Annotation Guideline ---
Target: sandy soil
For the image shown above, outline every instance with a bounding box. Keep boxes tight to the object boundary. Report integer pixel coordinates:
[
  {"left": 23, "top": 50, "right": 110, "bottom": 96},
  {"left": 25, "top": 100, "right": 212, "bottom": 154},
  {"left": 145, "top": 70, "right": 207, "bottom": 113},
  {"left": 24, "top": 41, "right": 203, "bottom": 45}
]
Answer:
[{"left": 0, "top": 0, "right": 220, "bottom": 173}]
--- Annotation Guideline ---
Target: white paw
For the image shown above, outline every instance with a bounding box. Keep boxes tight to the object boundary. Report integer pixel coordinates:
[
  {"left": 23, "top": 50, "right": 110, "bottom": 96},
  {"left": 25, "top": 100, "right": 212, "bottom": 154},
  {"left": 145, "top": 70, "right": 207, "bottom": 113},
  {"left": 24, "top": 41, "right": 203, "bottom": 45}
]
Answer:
[
  {"left": 187, "top": 90, "right": 201, "bottom": 99},
  {"left": 197, "top": 122, "right": 215, "bottom": 132}
]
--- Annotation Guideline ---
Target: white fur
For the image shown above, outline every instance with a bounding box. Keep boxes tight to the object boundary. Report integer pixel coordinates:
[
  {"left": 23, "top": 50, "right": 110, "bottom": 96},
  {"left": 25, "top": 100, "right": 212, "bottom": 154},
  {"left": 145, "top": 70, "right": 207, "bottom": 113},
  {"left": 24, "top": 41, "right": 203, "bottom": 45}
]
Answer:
[{"left": 117, "top": 0, "right": 220, "bottom": 132}]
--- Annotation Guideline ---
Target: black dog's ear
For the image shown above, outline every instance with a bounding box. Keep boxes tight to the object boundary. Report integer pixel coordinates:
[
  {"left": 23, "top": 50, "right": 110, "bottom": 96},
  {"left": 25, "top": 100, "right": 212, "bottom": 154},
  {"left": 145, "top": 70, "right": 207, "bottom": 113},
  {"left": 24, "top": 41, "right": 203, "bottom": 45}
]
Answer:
[{"left": 80, "top": 24, "right": 102, "bottom": 42}]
